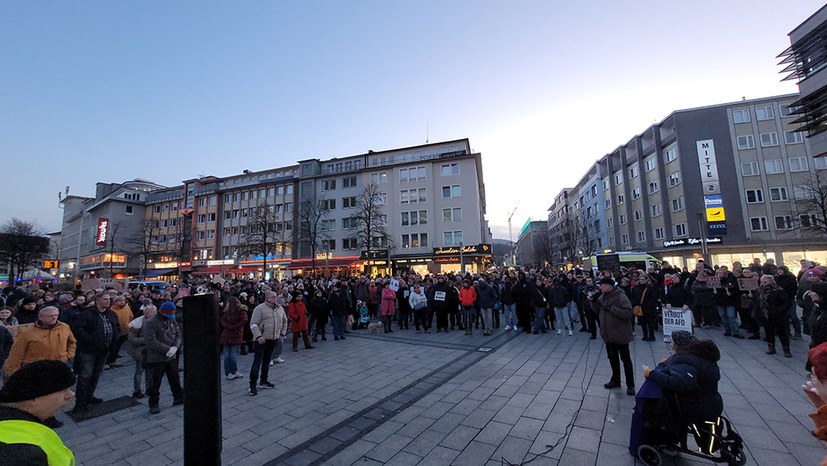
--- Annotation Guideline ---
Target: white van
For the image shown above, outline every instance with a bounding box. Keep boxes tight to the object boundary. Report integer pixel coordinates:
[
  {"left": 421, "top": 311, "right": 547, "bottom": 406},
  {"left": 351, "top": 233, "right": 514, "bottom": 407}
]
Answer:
[{"left": 585, "top": 252, "right": 662, "bottom": 275}]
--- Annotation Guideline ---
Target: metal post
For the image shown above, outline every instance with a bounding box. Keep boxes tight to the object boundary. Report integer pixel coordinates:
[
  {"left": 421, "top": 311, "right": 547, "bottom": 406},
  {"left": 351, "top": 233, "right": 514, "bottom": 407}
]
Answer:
[
  {"left": 459, "top": 242, "right": 464, "bottom": 275},
  {"left": 183, "top": 293, "right": 222, "bottom": 466},
  {"left": 697, "top": 213, "right": 708, "bottom": 262}
]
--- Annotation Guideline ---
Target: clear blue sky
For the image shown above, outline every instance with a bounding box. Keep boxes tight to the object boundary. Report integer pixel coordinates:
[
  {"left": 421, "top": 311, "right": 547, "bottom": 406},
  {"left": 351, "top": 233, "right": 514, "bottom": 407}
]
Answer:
[{"left": 1, "top": 1, "right": 823, "bottom": 239}]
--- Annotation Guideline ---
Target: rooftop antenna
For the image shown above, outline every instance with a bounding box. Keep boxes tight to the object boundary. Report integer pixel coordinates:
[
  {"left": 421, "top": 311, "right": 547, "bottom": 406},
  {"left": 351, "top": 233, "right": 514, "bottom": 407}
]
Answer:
[{"left": 426, "top": 118, "right": 429, "bottom": 144}]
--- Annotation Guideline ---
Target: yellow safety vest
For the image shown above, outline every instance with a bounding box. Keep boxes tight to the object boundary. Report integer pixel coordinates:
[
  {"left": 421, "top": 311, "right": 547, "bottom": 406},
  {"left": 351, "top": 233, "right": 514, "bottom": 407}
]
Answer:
[{"left": 0, "top": 419, "right": 75, "bottom": 466}]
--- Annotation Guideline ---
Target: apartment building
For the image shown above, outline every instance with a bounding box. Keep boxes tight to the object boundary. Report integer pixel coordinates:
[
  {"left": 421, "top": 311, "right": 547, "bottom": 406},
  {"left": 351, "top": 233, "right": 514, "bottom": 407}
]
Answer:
[
  {"left": 297, "top": 139, "right": 490, "bottom": 276},
  {"left": 553, "top": 94, "right": 827, "bottom": 271}
]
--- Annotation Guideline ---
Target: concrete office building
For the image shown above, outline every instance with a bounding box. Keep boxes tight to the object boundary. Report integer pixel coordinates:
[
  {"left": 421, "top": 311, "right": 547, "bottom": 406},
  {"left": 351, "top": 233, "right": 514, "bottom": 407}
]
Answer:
[
  {"left": 515, "top": 220, "right": 549, "bottom": 268},
  {"left": 296, "top": 139, "right": 491, "bottom": 276},
  {"left": 550, "top": 94, "right": 827, "bottom": 271}
]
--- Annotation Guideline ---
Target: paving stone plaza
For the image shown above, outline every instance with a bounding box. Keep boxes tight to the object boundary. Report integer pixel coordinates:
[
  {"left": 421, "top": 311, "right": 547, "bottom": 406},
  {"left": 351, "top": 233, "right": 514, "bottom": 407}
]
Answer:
[{"left": 59, "top": 328, "right": 827, "bottom": 465}]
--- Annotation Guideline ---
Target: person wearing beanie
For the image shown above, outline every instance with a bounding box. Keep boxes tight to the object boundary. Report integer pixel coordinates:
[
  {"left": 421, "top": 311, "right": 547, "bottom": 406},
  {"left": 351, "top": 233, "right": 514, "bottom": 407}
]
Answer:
[
  {"left": 69, "top": 293, "right": 120, "bottom": 414},
  {"left": 0, "top": 360, "right": 76, "bottom": 465},
  {"left": 15, "top": 295, "right": 40, "bottom": 325},
  {"left": 143, "top": 301, "right": 183, "bottom": 414},
  {"left": 597, "top": 277, "right": 636, "bottom": 395}
]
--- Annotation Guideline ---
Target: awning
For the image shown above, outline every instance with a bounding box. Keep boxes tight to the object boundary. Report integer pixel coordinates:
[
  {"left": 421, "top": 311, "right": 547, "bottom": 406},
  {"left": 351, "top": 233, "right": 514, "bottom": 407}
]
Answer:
[
  {"left": 191, "top": 266, "right": 261, "bottom": 275},
  {"left": 145, "top": 268, "right": 177, "bottom": 278},
  {"left": 287, "top": 258, "right": 359, "bottom": 270}
]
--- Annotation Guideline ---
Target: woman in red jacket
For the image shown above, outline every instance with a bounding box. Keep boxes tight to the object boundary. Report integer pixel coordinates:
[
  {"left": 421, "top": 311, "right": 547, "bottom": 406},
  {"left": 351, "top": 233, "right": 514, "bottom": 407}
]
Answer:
[
  {"left": 288, "top": 292, "right": 314, "bottom": 352},
  {"left": 220, "top": 297, "right": 248, "bottom": 380},
  {"left": 381, "top": 281, "right": 397, "bottom": 333}
]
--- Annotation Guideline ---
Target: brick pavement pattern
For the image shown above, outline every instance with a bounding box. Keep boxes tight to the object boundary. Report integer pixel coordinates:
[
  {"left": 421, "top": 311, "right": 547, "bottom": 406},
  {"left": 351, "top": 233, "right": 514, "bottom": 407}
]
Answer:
[{"left": 57, "top": 327, "right": 827, "bottom": 465}]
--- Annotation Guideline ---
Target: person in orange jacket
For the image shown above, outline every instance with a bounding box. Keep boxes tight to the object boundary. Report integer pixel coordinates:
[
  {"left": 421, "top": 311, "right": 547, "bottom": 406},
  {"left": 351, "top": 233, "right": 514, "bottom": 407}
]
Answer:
[
  {"left": 288, "top": 292, "right": 313, "bottom": 352},
  {"left": 459, "top": 279, "right": 477, "bottom": 336}
]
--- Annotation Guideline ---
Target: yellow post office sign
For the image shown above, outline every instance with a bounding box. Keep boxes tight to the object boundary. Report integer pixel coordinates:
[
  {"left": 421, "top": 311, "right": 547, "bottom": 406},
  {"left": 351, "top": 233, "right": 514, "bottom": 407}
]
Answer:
[{"left": 706, "top": 207, "right": 726, "bottom": 222}]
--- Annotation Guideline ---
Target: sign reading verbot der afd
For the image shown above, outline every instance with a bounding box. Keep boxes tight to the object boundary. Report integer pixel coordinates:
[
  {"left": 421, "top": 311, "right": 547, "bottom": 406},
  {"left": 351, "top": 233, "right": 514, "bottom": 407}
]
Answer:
[{"left": 662, "top": 305, "right": 693, "bottom": 343}]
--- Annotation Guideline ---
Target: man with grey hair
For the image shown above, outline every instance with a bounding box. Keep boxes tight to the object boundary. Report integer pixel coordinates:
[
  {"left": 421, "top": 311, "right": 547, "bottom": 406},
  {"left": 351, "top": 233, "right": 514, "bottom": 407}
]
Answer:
[{"left": 248, "top": 291, "right": 287, "bottom": 396}]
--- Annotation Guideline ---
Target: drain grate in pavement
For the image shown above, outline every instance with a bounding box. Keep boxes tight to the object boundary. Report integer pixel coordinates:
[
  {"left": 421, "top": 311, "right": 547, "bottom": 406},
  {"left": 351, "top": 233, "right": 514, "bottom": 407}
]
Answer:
[{"left": 263, "top": 330, "right": 518, "bottom": 466}]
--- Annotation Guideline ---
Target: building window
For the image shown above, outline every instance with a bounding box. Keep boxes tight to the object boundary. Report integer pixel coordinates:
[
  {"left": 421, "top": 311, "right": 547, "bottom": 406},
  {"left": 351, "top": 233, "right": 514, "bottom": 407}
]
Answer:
[
  {"left": 645, "top": 157, "right": 657, "bottom": 172},
  {"left": 619, "top": 214, "right": 627, "bottom": 225},
  {"left": 320, "top": 219, "right": 336, "bottom": 231},
  {"left": 741, "top": 162, "right": 760, "bottom": 176},
  {"left": 614, "top": 171, "right": 623, "bottom": 185},
  {"left": 267, "top": 187, "right": 275, "bottom": 197},
  {"left": 760, "top": 132, "right": 779, "bottom": 147},
  {"left": 671, "top": 197, "right": 684, "bottom": 212},
  {"left": 371, "top": 172, "right": 388, "bottom": 184},
  {"left": 737, "top": 135, "right": 755, "bottom": 150},
  {"left": 637, "top": 231, "right": 646, "bottom": 243},
  {"left": 401, "top": 233, "right": 428, "bottom": 248},
  {"left": 632, "top": 187, "right": 641, "bottom": 200},
  {"left": 651, "top": 204, "right": 661, "bottom": 217},
  {"left": 342, "top": 217, "right": 356, "bottom": 229},
  {"left": 775, "top": 216, "right": 793, "bottom": 230},
  {"left": 785, "top": 131, "right": 805, "bottom": 144},
  {"left": 342, "top": 238, "right": 358, "bottom": 249},
  {"left": 665, "top": 146, "right": 678, "bottom": 163},
  {"left": 634, "top": 209, "right": 642, "bottom": 221},
  {"left": 648, "top": 181, "right": 659, "bottom": 194},
  {"left": 323, "top": 239, "right": 336, "bottom": 251},
  {"left": 732, "top": 109, "right": 751, "bottom": 123},
  {"left": 322, "top": 179, "right": 336, "bottom": 191},
  {"left": 154, "top": 205, "right": 161, "bottom": 213},
  {"left": 654, "top": 227, "right": 665, "bottom": 240},
  {"left": 629, "top": 166, "right": 639, "bottom": 179},
  {"left": 816, "top": 158, "right": 827, "bottom": 170},
  {"left": 276, "top": 186, "right": 284, "bottom": 196},
  {"left": 781, "top": 104, "right": 799, "bottom": 117},
  {"left": 745, "top": 189, "right": 764, "bottom": 203},
  {"left": 604, "top": 199, "right": 611, "bottom": 209},
  {"left": 603, "top": 179, "right": 609, "bottom": 191},
  {"left": 617, "top": 194, "right": 625, "bottom": 205},
  {"left": 790, "top": 157, "right": 809, "bottom": 172},
  {"left": 769, "top": 187, "right": 788, "bottom": 202},
  {"left": 206, "top": 229, "right": 215, "bottom": 239},
  {"left": 443, "top": 231, "right": 463, "bottom": 245},
  {"left": 755, "top": 105, "right": 774, "bottom": 121},
  {"left": 750, "top": 217, "right": 769, "bottom": 231},
  {"left": 621, "top": 233, "right": 630, "bottom": 245},
  {"left": 801, "top": 215, "right": 817, "bottom": 227},
  {"left": 321, "top": 199, "right": 336, "bottom": 210},
  {"left": 668, "top": 171, "right": 681, "bottom": 187},
  {"left": 607, "top": 217, "right": 614, "bottom": 228},
  {"left": 400, "top": 166, "right": 426, "bottom": 182},
  {"left": 224, "top": 194, "right": 231, "bottom": 203},
  {"left": 443, "top": 207, "right": 462, "bottom": 221},
  {"left": 342, "top": 196, "right": 357, "bottom": 208},
  {"left": 198, "top": 198, "right": 206, "bottom": 207},
  {"left": 125, "top": 205, "right": 134, "bottom": 215},
  {"left": 442, "top": 185, "right": 461, "bottom": 198},
  {"left": 765, "top": 159, "right": 784, "bottom": 174},
  {"left": 674, "top": 223, "right": 687, "bottom": 237},
  {"left": 197, "top": 214, "right": 206, "bottom": 224},
  {"left": 441, "top": 163, "right": 460, "bottom": 176},
  {"left": 343, "top": 176, "right": 357, "bottom": 188}
]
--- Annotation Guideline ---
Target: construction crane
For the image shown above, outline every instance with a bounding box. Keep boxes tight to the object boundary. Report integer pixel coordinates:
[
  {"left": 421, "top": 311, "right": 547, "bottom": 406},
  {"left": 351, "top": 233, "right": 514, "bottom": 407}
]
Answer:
[{"left": 507, "top": 204, "right": 518, "bottom": 266}]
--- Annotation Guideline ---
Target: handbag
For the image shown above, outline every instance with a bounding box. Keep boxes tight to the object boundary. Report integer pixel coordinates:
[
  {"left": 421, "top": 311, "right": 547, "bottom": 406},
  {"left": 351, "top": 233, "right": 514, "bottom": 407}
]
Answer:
[{"left": 633, "top": 288, "right": 648, "bottom": 317}]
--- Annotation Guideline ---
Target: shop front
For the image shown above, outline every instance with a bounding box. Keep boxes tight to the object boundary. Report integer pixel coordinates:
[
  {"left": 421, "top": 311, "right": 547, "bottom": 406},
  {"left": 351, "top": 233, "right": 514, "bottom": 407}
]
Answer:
[
  {"left": 360, "top": 250, "right": 390, "bottom": 276},
  {"left": 431, "top": 244, "right": 493, "bottom": 275}
]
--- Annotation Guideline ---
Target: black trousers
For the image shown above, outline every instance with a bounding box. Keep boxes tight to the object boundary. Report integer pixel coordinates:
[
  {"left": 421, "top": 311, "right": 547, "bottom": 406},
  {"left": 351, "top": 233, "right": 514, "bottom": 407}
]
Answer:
[
  {"left": 606, "top": 342, "right": 634, "bottom": 387},
  {"left": 435, "top": 308, "right": 449, "bottom": 330},
  {"left": 517, "top": 303, "right": 532, "bottom": 331},
  {"left": 249, "top": 339, "right": 276, "bottom": 386},
  {"left": 640, "top": 313, "right": 657, "bottom": 340},
  {"left": 146, "top": 358, "right": 183, "bottom": 408},
  {"left": 764, "top": 312, "right": 790, "bottom": 349},
  {"left": 588, "top": 309, "right": 599, "bottom": 338}
]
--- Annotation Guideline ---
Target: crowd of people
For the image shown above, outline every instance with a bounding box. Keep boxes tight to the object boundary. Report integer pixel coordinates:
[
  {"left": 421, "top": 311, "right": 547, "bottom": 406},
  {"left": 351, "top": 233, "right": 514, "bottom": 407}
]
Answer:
[{"left": 0, "top": 254, "right": 825, "bottom": 463}]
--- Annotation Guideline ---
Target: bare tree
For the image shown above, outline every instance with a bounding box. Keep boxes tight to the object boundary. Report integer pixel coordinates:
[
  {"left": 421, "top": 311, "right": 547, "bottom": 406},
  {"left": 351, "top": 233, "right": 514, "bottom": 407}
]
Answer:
[
  {"left": 0, "top": 219, "right": 50, "bottom": 284},
  {"left": 105, "top": 221, "right": 123, "bottom": 278},
  {"left": 126, "top": 220, "right": 160, "bottom": 278},
  {"left": 551, "top": 215, "right": 583, "bottom": 266},
  {"left": 298, "top": 197, "right": 329, "bottom": 271},
  {"left": 354, "top": 183, "right": 392, "bottom": 260},
  {"left": 795, "top": 169, "right": 827, "bottom": 236},
  {"left": 238, "top": 204, "right": 285, "bottom": 275}
]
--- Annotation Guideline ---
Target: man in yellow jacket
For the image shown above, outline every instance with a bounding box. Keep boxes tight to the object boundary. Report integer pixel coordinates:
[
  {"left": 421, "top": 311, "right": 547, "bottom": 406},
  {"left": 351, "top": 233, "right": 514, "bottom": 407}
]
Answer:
[
  {"left": 0, "top": 359, "right": 76, "bottom": 465},
  {"left": 4, "top": 306, "right": 77, "bottom": 377}
]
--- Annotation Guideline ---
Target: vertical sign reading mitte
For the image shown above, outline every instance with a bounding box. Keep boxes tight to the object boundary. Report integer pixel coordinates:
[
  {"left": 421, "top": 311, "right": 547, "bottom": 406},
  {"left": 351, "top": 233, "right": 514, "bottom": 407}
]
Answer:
[
  {"left": 696, "top": 139, "right": 720, "bottom": 194},
  {"left": 95, "top": 217, "right": 109, "bottom": 246}
]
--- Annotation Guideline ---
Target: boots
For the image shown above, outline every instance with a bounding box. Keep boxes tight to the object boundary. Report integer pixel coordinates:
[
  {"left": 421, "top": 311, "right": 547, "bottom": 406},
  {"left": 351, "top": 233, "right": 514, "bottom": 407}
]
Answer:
[
  {"left": 783, "top": 346, "right": 792, "bottom": 358},
  {"left": 766, "top": 343, "right": 776, "bottom": 355}
]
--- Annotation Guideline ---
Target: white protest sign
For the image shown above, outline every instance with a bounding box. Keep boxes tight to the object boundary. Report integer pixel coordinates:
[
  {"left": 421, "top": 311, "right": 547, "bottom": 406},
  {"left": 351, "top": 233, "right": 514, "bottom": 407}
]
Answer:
[{"left": 662, "top": 305, "right": 693, "bottom": 343}]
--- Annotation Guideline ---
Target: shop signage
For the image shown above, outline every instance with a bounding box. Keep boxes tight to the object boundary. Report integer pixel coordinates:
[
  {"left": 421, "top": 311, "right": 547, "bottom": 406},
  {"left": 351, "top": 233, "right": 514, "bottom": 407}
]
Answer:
[
  {"left": 95, "top": 218, "right": 109, "bottom": 246},
  {"left": 433, "top": 244, "right": 492, "bottom": 256},
  {"left": 708, "top": 222, "right": 727, "bottom": 235},
  {"left": 43, "top": 260, "right": 59, "bottom": 269},
  {"left": 697, "top": 139, "right": 720, "bottom": 195},
  {"left": 360, "top": 250, "right": 389, "bottom": 260},
  {"left": 662, "top": 237, "right": 722, "bottom": 248}
]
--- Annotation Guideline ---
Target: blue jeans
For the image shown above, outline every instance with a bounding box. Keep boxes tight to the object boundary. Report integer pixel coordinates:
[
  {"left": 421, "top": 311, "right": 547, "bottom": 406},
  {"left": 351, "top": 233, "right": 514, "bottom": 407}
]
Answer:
[
  {"left": 503, "top": 303, "right": 516, "bottom": 327},
  {"left": 222, "top": 344, "right": 240, "bottom": 376},
  {"left": 332, "top": 315, "right": 346, "bottom": 337},
  {"left": 789, "top": 302, "right": 802, "bottom": 336},
  {"left": 75, "top": 350, "right": 107, "bottom": 408},
  {"left": 567, "top": 301, "right": 579, "bottom": 324},
  {"left": 533, "top": 307, "right": 546, "bottom": 332},
  {"left": 717, "top": 306, "right": 741, "bottom": 336},
  {"left": 555, "top": 307, "right": 572, "bottom": 330}
]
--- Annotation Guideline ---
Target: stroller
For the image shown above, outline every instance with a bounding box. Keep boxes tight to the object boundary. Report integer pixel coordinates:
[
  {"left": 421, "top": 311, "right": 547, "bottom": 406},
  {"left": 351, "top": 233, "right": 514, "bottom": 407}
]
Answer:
[{"left": 630, "top": 374, "right": 746, "bottom": 466}]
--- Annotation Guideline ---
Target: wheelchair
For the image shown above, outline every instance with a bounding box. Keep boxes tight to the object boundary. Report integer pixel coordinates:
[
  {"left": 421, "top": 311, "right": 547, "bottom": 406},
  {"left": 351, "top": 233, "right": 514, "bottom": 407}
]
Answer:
[{"left": 634, "top": 395, "right": 746, "bottom": 465}]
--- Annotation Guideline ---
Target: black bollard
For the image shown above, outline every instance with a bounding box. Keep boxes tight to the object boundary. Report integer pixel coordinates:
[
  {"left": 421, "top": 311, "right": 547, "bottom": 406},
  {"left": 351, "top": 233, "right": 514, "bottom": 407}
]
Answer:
[{"left": 183, "top": 293, "right": 222, "bottom": 466}]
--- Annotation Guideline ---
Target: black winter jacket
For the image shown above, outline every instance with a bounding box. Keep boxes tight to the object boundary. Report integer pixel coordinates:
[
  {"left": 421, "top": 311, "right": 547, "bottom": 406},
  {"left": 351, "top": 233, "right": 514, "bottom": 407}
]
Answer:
[
  {"left": 70, "top": 308, "right": 120, "bottom": 354},
  {"left": 647, "top": 340, "right": 723, "bottom": 423}
]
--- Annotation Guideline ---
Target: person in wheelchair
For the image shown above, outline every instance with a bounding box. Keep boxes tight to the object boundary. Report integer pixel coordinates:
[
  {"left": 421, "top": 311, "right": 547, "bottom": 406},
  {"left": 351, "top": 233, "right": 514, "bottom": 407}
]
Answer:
[{"left": 634, "top": 330, "right": 724, "bottom": 455}]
